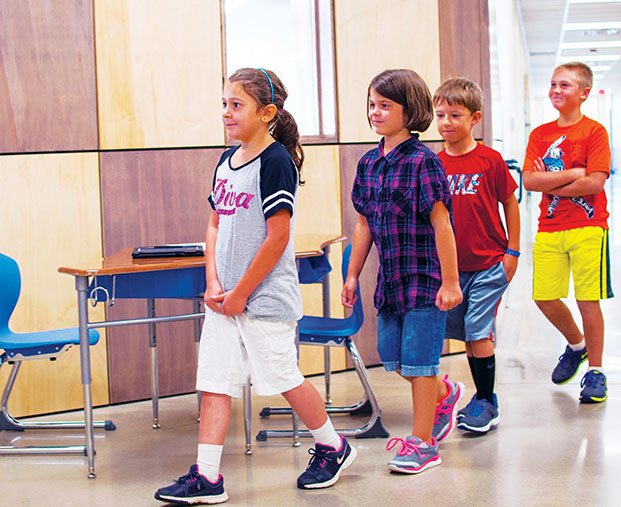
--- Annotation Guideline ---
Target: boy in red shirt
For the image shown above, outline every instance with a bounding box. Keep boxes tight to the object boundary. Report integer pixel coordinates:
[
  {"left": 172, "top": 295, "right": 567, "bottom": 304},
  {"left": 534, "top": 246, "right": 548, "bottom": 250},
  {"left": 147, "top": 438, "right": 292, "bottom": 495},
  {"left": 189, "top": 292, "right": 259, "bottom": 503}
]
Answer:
[
  {"left": 433, "top": 78, "right": 521, "bottom": 433},
  {"left": 523, "top": 62, "right": 612, "bottom": 403}
]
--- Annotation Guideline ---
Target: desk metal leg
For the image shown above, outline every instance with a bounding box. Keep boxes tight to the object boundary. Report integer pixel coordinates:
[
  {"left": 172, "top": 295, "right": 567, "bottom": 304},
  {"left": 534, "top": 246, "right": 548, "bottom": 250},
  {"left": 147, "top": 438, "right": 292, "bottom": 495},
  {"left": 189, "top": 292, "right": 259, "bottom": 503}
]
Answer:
[
  {"left": 292, "top": 321, "right": 300, "bottom": 447},
  {"left": 193, "top": 299, "right": 202, "bottom": 418},
  {"left": 76, "top": 276, "right": 96, "bottom": 478},
  {"left": 243, "top": 382, "right": 253, "bottom": 455},
  {"left": 321, "top": 248, "right": 332, "bottom": 404},
  {"left": 147, "top": 298, "right": 160, "bottom": 429}
]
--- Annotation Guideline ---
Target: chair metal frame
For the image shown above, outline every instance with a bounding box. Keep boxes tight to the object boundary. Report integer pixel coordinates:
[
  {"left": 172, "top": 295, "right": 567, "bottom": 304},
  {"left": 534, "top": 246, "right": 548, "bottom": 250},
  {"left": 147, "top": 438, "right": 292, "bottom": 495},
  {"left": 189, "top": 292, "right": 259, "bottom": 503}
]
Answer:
[
  {"left": 0, "top": 253, "right": 115, "bottom": 456},
  {"left": 256, "top": 244, "right": 389, "bottom": 442}
]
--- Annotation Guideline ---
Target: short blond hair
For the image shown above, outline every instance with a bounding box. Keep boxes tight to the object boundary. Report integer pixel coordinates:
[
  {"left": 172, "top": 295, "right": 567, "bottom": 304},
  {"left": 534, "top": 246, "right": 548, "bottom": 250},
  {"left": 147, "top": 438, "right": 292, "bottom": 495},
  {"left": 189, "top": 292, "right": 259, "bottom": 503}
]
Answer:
[
  {"left": 433, "top": 77, "right": 483, "bottom": 114},
  {"left": 553, "top": 62, "right": 593, "bottom": 89}
]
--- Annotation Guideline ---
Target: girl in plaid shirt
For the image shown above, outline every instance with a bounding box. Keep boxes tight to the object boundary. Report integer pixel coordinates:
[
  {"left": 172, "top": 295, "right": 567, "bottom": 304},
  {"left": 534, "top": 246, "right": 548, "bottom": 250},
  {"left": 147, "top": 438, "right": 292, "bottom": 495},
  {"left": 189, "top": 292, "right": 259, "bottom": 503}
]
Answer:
[{"left": 342, "top": 69, "right": 463, "bottom": 475}]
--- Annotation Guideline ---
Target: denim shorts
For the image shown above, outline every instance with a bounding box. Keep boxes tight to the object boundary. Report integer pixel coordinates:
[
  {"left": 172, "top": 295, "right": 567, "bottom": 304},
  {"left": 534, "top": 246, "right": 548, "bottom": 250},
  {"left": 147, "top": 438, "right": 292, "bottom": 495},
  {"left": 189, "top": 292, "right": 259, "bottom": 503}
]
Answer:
[
  {"left": 445, "top": 261, "right": 509, "bottom": 342},
  {"left": 377, "top": 305, "right": 446, "bottom": 377}
]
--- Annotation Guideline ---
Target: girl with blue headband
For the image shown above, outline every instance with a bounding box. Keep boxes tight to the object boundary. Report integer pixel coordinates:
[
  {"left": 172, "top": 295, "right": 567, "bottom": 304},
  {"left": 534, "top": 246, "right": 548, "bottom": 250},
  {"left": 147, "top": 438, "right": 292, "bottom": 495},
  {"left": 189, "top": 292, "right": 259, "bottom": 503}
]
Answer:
[{"left": 155, "top": 68, "right": 356, "bottom": 505}]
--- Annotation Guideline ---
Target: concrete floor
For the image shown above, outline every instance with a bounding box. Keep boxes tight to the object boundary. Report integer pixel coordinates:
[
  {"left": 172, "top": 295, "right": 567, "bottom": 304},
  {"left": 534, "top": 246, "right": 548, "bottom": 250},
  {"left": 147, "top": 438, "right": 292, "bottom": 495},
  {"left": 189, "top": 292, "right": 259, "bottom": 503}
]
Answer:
[{"left": 1, "top": 176, "right": 620, "bottom": 506}]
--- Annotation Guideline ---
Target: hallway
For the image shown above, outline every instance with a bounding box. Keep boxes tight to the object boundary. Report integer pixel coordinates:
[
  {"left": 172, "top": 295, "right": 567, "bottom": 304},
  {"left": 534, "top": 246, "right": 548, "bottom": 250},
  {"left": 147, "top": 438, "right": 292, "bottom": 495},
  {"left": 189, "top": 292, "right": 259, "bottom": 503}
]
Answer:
[{"left": 1, "top": 175, "right": 620, "bottom": 506}]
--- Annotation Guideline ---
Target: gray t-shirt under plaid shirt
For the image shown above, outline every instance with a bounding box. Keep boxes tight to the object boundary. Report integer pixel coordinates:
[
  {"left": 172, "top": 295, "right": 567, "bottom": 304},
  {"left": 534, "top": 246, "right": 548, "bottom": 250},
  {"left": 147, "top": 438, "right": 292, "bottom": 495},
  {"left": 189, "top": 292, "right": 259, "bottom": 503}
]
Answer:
[{"left": 208, "top": 142, "right": 302, "bottom": 322}]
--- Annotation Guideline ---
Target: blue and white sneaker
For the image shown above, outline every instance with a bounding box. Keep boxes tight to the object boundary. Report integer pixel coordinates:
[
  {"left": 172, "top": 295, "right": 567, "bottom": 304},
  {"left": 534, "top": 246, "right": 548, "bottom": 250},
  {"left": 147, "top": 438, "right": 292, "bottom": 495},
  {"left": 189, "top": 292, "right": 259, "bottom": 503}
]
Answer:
[
  {"left": 154, "top": 464, "right": 229, "bottom": 504},
  {"left": 580, "top": 370, "right": 608, "bottom": 403},
  {"left": 386, "top": 436, "right": 442, "bottom": 474},
  {"left": 457, "top": 394, "right": 500, "bottom": 434},
  {"left": 551, "top": 345, "right": 588, "bottom": 384},
  {"left": 432, "top": 375, "right": 464, "bottom": 441},
  {"left": 297, "top": 436, "right": 357, "bottom": 489},
  {"left": 457, "top": 394, "right": 478, "bottom": 420}
]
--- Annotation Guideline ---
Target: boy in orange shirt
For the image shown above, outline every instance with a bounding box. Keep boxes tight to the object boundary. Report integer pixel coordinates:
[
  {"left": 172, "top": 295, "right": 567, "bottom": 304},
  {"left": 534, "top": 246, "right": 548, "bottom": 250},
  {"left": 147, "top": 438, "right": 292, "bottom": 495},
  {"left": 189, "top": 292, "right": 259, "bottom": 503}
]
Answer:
[{"left": 523, "top": 62, "right": 613, "bottom": 403}]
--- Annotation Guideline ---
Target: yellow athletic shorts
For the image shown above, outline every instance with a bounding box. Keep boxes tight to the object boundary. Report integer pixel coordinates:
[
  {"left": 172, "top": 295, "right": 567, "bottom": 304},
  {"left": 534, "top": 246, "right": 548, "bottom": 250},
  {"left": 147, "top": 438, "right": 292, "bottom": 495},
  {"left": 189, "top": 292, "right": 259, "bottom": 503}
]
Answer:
[{"left": 533, "top": 226, "right": 613, "bottom": 301}]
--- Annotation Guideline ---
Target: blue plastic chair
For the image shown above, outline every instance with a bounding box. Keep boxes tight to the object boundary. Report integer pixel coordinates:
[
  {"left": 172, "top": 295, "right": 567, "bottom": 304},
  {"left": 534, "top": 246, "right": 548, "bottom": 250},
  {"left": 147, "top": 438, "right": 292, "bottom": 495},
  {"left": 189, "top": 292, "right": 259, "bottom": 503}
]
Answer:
[
  {"left": 257, "top": 244, "right": 388, "bottom": 441},
  {"left": 0, "top": 253, "right": 114, "bottom": 456}
]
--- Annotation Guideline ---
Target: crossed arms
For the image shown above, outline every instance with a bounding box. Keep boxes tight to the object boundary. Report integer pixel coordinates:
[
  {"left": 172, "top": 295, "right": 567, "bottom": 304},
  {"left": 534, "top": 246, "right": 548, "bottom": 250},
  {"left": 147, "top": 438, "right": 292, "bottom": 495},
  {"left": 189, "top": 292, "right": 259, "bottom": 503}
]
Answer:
[{"left": 523, "top": 158, "right": 607, "bottom": 196}]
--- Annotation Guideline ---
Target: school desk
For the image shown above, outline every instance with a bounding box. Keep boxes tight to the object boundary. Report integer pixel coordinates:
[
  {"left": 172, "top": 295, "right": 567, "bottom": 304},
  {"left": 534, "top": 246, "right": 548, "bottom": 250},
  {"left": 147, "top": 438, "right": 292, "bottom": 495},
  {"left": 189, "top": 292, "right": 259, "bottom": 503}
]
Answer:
[{"left": 58, "top": 233, "right": 345, "bottom": 478}]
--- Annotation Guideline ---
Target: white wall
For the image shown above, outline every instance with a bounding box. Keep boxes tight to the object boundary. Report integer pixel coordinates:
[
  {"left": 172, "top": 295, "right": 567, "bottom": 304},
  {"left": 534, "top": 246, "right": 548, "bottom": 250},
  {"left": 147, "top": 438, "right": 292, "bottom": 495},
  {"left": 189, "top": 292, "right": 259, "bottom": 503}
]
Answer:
[{"left": 488, "top": 0, "right": 529, "bottom": 163}]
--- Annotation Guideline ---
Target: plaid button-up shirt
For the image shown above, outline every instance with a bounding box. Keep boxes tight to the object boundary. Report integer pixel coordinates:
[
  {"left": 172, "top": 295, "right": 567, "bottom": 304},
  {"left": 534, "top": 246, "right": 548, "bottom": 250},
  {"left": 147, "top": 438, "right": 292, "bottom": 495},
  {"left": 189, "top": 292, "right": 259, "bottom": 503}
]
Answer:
[{"left": 352, "top": 135, "right": 452, "bottom": 314}]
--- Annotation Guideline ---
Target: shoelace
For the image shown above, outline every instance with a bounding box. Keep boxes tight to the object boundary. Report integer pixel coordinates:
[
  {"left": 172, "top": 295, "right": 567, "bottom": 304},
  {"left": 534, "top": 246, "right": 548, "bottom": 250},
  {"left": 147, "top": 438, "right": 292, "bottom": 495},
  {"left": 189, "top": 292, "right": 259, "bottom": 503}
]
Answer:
[
  {"left": 385, "top": 437, "right": 421, "bottom": 457},
  {"left": 581, "top": 371, "right": 604, "bottom": 388},
  {"left": 434, "top": 399, "right": 453, "bottom": 423},
  {"left": 176, "top": 469, "right": 199, "bottom": 485},
  {"left": 559, "top": 347, "right": 582, "bottom": 363},
  {"left": 306, "top": 447, "right": 336, "bottom": 471}
]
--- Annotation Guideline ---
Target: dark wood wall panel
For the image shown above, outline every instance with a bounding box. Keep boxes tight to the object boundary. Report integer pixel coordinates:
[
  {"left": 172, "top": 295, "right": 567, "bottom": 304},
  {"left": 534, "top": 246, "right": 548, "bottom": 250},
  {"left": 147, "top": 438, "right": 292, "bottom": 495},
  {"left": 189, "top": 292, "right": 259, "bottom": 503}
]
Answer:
[
  {"left": 100, "top": 148, "right": 224, "bottom": 403},
  {"left": 0, "top": 0, "right": 98, "bottom": 153},
  {"left": 340, "top": 144, "right": 381, "bottom": 366},
  {"left": 438, "top": 0, "right": 492, "bottom": 146}
]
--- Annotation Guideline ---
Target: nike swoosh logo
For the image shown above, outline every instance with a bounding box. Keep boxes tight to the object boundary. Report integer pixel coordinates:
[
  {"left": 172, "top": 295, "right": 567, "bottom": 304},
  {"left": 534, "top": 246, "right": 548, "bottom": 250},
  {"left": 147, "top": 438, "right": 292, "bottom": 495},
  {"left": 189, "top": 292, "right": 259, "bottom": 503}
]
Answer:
[{"left": 336, "top": 454, "right": 345, "bottom": 465}]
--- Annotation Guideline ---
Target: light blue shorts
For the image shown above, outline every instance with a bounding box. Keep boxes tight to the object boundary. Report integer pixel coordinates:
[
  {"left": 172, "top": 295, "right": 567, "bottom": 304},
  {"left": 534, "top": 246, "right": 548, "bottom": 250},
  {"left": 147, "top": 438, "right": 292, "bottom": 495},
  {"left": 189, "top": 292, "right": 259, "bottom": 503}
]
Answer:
[
  {"left": 377, "top": 305, "right": 446, "bottom": 377},
  {"left": 445, "top": 261, "right": 509, "bottom": 342}
]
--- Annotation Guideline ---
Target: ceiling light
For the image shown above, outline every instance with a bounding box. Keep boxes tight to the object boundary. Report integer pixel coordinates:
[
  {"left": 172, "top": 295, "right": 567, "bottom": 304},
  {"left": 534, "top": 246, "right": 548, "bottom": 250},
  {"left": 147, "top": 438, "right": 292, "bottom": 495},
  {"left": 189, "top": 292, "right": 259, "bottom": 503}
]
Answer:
[
  {"left": 561, "top": 41, "right": 621, "bottom": 49},
  {"left": 558, "top": 54, "right": 621, "bottom": 62},
  {"left": 565, "top": 22, "right": 621, "bottom": 31},
  {"left": 590, "top": 65, "right": 613, "bottom": 71},
  {"left": 593, "top": 74, "right": 605, "bottom": 80},
  {"left": 569, "top": 0, "right": 620, "bottom": 4}
]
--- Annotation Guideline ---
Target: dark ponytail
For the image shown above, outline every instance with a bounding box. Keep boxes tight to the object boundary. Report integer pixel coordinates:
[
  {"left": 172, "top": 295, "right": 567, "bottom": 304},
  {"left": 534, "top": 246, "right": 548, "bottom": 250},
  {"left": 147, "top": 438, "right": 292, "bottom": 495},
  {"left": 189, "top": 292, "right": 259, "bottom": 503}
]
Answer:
[
  {"left": 227, "top": 68, "right": 305, "bottom": 185},
  {"left": 271, "top": 109, "right": 304, "bottom": 176}
]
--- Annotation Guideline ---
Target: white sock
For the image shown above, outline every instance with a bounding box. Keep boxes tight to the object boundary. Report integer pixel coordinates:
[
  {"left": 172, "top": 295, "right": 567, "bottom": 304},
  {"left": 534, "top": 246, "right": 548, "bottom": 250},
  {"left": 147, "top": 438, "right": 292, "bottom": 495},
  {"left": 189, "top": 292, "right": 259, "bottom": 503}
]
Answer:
[
  {"left": 588, "top": 366, "right": 603, "bottom": 373},
  {"left": 309, "top": 418, "right": 341, "bottom": 450},
  {"left": 197, "top": 443, "right": 223, "bottom": 481},
  {"left": 569, "top": 339, "right": 586, "bottom": 352}
]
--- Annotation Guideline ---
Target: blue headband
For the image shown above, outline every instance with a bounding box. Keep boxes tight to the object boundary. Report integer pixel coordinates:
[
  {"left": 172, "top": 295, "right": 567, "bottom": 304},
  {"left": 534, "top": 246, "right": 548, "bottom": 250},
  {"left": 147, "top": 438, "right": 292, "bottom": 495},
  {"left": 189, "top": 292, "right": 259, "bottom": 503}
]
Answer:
[{"left": 258, "top": 68, "right": 275, "bottom": 104}]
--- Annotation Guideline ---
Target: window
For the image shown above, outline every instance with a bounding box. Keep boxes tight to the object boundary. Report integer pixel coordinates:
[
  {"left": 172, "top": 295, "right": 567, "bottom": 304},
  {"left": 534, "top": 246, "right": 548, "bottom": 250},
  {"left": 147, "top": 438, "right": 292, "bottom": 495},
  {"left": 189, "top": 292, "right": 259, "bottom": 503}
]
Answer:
[{"left": 222, "top": 0, "right": 336, "bottom": 140}]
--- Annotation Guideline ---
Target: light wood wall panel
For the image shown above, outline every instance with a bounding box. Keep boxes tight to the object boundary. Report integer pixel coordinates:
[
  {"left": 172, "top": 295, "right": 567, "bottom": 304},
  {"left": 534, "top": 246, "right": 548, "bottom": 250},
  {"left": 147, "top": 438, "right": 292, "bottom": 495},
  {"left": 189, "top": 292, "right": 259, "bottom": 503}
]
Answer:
[
  {"left": 295, "top": 145, "right": 346, "bottom": 374},
  {"left": 335, "top": 0, "right": 442, "bottom": 143},
  {"left": 0, "top": 0, "right": 98, "bottom": 153},
  {"left": 94, "top": 0, "right": 224, "bottom": 149},
  {"left": 0, "top": 153, "right": 108, "bottom": 416},
  {"left": 100, "top": 148, "right": 223, "bottom": 403},
  {"left": 438, "top": 0, "right": 492, "bottom": 145}
]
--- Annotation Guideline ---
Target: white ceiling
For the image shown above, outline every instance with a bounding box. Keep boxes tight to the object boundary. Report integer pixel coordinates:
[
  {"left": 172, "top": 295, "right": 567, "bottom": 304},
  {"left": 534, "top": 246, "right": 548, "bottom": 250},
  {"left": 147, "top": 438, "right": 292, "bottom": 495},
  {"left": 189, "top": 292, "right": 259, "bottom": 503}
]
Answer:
[{"left": 518, "top": 0, "right": 621, "bottom": 94}]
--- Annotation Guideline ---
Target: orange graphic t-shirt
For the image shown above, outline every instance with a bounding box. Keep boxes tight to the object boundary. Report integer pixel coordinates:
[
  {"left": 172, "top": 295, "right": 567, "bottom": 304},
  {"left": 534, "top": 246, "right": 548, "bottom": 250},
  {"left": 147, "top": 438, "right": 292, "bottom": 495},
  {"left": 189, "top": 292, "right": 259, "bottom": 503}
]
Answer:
[{"left": 523, "top": 116, "right": 610, "bottom": 232}]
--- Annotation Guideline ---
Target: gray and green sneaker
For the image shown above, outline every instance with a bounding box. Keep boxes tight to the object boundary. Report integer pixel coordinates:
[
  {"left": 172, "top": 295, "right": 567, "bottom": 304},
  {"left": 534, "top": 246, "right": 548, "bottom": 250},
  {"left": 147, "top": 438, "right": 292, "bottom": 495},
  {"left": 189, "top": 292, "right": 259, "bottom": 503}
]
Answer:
[
  {"left": 580, "top": 370, "right": 607, "bottom": 403},
  {"left": 551, "top": 345, "right": 588, "bottom": 384}
]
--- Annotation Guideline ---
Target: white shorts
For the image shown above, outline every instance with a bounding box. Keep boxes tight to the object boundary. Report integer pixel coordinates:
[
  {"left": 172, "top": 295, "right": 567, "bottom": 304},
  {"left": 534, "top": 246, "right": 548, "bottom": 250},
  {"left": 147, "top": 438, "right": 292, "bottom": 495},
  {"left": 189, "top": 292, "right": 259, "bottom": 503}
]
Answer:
[{"left": 196, "top": 309, "right": 304, "bottom": 398}]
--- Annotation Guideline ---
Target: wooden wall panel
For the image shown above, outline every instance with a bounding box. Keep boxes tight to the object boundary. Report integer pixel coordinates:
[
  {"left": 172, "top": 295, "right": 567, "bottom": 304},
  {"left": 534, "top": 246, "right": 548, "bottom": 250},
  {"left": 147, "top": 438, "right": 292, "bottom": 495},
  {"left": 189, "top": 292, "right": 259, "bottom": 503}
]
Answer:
[
  {"left": 0, "top": 153, "right": 108, "bottom": 416},
  {"left": 295, "top": 145, "right": 347, "bottom": 374},
  {"left": 438, "top": 0, "right": 492, "bottom": 145},
  {"left": 94, "top": 0, "right": 224, "bottom": 149},
  {"left": 334, "top": 0, "right": 442, "bottom": 143},
  {"left": 100, "top": 148, "right": 222, "bottom": 403},
  {"left": 0, "top": 0, "right": 98, "bottom": 153}
]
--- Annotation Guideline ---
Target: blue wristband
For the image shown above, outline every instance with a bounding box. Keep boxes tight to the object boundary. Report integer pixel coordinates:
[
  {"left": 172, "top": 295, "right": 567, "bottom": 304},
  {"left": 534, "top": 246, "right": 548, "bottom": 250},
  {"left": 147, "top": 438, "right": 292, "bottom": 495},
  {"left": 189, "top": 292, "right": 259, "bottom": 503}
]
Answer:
[{"left": 505, "top": 248, "right": 520, "bottom": 258}]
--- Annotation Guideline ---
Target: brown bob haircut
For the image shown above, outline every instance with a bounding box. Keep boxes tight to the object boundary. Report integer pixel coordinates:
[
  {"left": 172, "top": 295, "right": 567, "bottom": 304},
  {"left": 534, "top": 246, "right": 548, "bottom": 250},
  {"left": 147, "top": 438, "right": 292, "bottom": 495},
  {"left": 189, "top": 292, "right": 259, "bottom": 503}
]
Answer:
[
  {"left": 433, "top": 77, "right": 483, "bottom": 115},
  {"left": 368, "top": 69, "right": 434, "bottom": 132}
]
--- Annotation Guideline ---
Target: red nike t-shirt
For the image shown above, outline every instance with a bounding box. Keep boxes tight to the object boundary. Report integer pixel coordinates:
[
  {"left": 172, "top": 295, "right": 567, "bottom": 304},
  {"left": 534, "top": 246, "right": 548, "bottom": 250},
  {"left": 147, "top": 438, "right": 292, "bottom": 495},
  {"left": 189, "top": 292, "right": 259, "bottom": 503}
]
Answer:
[{"left": 438, "top": 143, "right": 518, "bottom": 272}]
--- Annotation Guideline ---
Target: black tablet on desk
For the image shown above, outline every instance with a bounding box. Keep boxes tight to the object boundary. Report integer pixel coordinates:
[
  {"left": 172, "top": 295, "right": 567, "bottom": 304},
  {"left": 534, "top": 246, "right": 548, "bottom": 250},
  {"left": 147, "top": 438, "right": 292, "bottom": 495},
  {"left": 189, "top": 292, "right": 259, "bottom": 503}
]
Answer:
[{"left": 132, "top": 244, "right": 205, "bottom": 259}]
